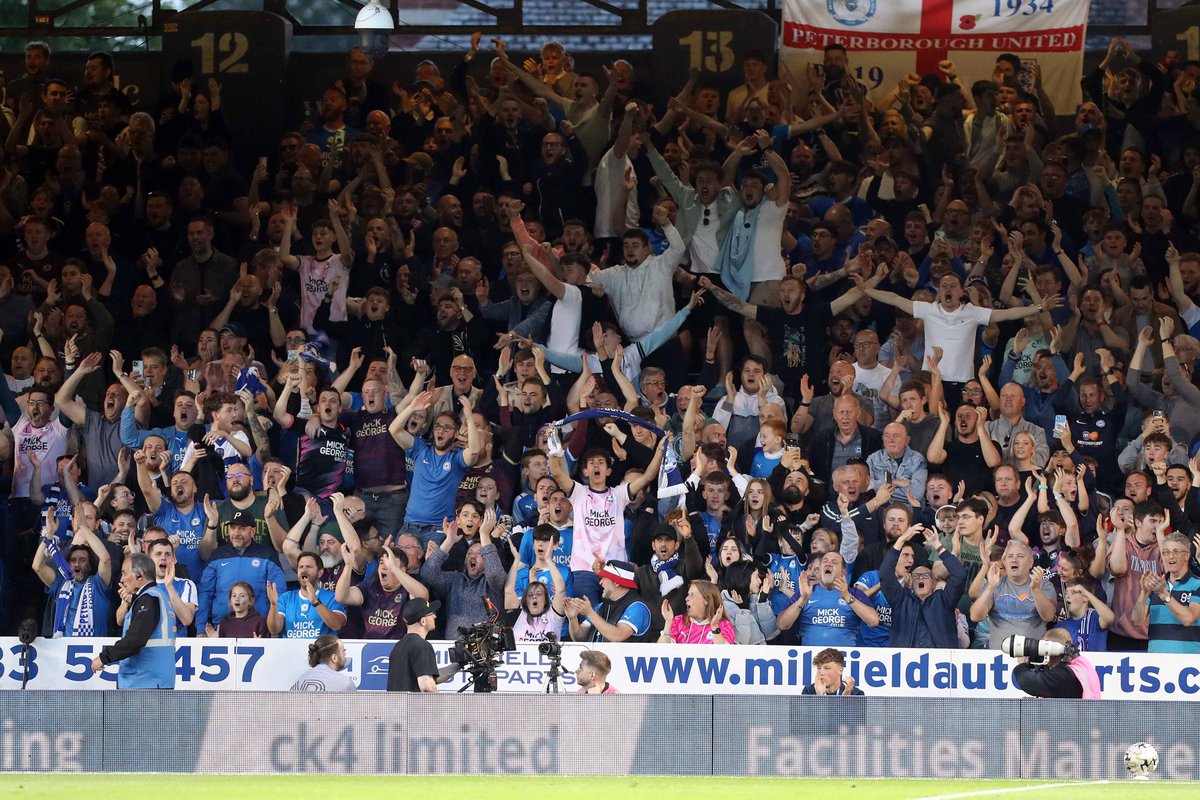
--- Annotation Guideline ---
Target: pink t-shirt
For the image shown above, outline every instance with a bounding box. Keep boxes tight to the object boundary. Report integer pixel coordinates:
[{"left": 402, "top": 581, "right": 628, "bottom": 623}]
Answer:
[
  {"left": 11, "top": 416, "right": 69, "bottom": 499},
  {"left": 298, "top": 254, "right": 349, "bottom": 333},
  {"left": 669, "top": 617, "right": 735, "bottom": 644},
  {"left": 576, "top": 683, "right": 618, "bottom": 694},
  {"left": 569, "top": 481, "right": 631, "bottom": 572},
  {"left": 512, "top": 609, "right": 566, "bottom": 643}
]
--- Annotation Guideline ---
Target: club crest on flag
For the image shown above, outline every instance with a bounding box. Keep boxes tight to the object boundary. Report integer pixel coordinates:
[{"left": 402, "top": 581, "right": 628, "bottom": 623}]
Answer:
[{"left": 828, "top": 0, "right": 877, "bottom": 26}]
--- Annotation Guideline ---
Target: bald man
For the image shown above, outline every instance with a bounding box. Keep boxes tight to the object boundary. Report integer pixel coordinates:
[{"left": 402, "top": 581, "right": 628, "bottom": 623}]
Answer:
[{"left": 866, "top": 422, "right": 927, "bottom": 503}]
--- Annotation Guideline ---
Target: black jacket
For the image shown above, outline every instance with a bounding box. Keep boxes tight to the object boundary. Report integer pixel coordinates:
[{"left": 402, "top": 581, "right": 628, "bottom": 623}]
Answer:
[
  {"left": 880, "top": 547, "right": 966, "bottom": 649},
  {"left": 99, "top": 582, "right": 162, "bottom": 666},
  {"left": 806, "top": 423, "right": 883, "bottom": 482}
]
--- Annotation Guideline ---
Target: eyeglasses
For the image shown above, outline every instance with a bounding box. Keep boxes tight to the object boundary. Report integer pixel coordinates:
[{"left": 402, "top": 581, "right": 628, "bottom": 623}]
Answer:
[
  {"left": 450, "top": 365, "right": 474, "bottom": 373},
  {"left": 643, "top": 379, "right": 666, "bottom": 387},
  {"left": 27, "top": 399, "right": 50, "bottom": 407},
  {"left": 226, "top": 472, "right": 251, "bottom": 480},
  {"left": 432, "top": 423, "right": 457, "bottom": 432},
  {"left": 853, "top": 342, "right": 876, "bottom": 349}
]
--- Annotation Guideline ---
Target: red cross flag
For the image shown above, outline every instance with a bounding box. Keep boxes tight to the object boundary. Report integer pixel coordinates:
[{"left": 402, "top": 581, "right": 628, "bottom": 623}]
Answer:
[{"left": 781, "top": 0, "right": 1091, "bottom": 114}]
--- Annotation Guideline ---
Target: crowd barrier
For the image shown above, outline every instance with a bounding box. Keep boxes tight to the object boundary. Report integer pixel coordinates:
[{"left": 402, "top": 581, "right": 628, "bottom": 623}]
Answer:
[
  {"left": 0, "top": 691, "right": 1194, "bottom": 778},
  {"left": 1, "top": 637, "right": 1199, "bottom": 701}
]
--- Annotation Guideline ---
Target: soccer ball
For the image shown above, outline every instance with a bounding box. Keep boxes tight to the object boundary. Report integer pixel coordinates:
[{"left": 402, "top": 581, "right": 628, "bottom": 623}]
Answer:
[{"left": 1124, "top": 741, "right": 1159, "bottom": 778}]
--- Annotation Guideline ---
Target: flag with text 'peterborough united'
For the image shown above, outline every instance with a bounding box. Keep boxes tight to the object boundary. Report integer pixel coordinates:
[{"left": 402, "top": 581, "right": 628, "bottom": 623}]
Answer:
[{"left": 781, "top": 0, "right": 1091, "bottom": 114}]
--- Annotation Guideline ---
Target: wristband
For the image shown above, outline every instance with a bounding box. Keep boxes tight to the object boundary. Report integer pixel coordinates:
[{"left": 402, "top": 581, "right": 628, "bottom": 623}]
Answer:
[
  {"left": 711, "top": 627, "right": 722, "bottom": 635},
  {"left": 1038, "top": 484, "right": 1048, "bottom": 490}
]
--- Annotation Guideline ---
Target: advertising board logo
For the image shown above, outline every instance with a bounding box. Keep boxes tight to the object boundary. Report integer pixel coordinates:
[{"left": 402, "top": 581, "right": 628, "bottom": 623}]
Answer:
[
  {"left": 359, "top": 643, "right": 393, "bottom": 690},
  {"left": 827, "top": 0, "right": 876, "bottom": 26}
]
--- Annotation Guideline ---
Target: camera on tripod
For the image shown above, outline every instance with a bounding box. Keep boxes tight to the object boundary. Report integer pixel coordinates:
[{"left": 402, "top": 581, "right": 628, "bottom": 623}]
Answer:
[
  {"left": 448, "top": 599, "right": 516, "bottom": 693},
  {"left": 538, "top": 634, "right": 562, "bottom": 658}
]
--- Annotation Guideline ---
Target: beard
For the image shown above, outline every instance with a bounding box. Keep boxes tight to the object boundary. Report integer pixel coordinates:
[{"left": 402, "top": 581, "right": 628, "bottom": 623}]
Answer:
[
  {"left": 780, "top": 487, "right": 804, "bottom": 506},
  {"left": 228, "top": 484, "right": 252, "bottom": 501},
  {"left": 320, "top": 553, "right": 342, "bottom": 569}
]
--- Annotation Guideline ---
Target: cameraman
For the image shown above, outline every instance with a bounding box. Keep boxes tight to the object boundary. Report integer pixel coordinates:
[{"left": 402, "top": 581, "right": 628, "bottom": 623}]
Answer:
[
  {"left": 388, "top": 598, "right": 460, "bottom": 692},
  {"left": 1011, "top": 628, "right": 1101, "bottom": 699}
]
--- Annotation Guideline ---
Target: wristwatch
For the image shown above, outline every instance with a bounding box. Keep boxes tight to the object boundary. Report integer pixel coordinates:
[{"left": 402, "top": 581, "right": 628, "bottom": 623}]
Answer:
[{"left": 711, "top": 627, "right": 722, "bottom": 635}]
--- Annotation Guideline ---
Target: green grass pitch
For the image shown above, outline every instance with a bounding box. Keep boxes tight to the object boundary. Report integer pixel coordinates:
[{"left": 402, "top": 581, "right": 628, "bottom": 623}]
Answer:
[{"left": 0, "top": 775, "right": 1194, "bottom": 799}]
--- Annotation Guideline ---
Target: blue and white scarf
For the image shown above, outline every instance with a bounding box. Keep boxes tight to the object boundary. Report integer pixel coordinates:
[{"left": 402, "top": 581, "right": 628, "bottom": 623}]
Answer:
[
  {"left": 651, "top": 552, "right": 683, "bottom": 596},
  {"left": 44, "top": 537, "right": 95, "bottom": 637}
]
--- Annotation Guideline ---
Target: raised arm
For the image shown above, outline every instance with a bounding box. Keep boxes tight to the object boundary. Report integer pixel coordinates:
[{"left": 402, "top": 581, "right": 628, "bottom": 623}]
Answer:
[
  {"left": 1167, "top": 243, "right": 1197, "bottom": 315},
  {"left": 388, "top": 390, "right": 433, "bottom": 450},
  {"left": 625, "top": 434, "right": 668, "bottom": 496},
  {"left": 548, "top": 446, "right": 575, "bottom": 494},
  {"left": 763, "top": 142, "right": 791, "bottom": 205},
  {"left": 520, "top": 243, "right": 566, "bottom": 299},
  {"left": 73, "top": 525, "right": 112, "bottom": 588},
  {"left": 697, "top": 276, "right": 756, "bottom": 319},
  {"left": 334, "top": 543, "right": 365, "bottom": 607},
  {"left": 54, "top": 351, "right": 104, "bottom": 426},
  {"left": 327, "top": 199, "right": 355, "bottom": 268}
]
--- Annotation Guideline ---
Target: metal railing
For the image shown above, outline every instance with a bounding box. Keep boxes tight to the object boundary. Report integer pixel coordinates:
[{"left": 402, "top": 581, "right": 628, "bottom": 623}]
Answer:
[{"left": 4, "top": 0, "right": 1151, "bottom": 41}]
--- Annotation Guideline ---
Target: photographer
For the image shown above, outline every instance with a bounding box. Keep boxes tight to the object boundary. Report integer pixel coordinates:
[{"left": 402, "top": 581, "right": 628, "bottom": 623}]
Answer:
[{"left": 1011, "top": 628, "right": 1101, "bottom": 699}]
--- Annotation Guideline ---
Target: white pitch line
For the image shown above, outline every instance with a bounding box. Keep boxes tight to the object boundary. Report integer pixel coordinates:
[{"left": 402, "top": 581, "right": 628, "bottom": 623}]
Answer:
[{"left": 911, "top": 780, "right": 1110, "bottom": 800}]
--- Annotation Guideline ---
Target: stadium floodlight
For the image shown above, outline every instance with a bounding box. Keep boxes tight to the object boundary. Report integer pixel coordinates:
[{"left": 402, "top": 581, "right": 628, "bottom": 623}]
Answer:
[{"left": 355, "top": 0, "right": 393, "bottom": 60}]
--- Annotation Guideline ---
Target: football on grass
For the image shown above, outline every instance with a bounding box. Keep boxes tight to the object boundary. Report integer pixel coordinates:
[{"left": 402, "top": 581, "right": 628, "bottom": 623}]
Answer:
[{"left": 1124, "top": 741, "right": 1159, "bottom": 778}]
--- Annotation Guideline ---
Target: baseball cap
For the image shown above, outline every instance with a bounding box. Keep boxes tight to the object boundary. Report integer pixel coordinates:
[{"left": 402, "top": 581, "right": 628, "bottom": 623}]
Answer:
[
  {"left": 597, "top": 560, "right": 638, "bottom": 589},
  {"left": 220, "top": 322, "right": 248, "bottom": 339},
  {"left": 229, "top": 509, "right": 256, "bottom": 527},
  {"left": 935, "top": 82, "right": 962, "bottom": 101},
  {"left": 402, "top": 597, "right": 441, "bottom": 624},
  {"left": 651, "top": 523, "right": 680, "bottom": 544}
]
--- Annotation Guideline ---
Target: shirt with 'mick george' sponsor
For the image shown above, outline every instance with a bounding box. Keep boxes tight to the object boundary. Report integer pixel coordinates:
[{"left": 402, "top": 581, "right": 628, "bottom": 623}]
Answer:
[{"left": 287, "top": 417, "right": 352, "bottom": 498}]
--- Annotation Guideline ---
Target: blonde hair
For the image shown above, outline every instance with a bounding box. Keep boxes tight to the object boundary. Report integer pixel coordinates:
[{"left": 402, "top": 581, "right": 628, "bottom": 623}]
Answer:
[{"left": 689, "top": 580, "right": 723, "bottom": 619}]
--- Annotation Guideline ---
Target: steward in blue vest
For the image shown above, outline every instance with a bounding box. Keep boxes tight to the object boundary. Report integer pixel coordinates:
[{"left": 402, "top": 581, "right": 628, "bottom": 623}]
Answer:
[{"left": 94, "top": 554, "right": 177, "bottom": 688}]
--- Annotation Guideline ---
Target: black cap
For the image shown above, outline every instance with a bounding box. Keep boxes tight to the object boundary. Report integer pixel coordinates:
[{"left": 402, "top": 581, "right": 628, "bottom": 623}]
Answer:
[
  {"left": 935, "top": 82, "right": 962, "bottom": 101},
  {"left": 651, "top": 523, "right": 680, "bottom": 543},
  {"left": 229, "top": 509, "right": 256, "bottom": 528},
  {"left": 402, "top": 597, "right": 441, "bottom": 624},
  {"left": 220, "top": 322, "right": 248, "bottom": 339}
]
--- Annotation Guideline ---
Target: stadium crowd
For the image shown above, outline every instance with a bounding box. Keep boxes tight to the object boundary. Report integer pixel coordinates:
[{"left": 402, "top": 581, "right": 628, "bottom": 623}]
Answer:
[{"left": 5, "top": 31, "right": 1200, "bottom": 670}]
